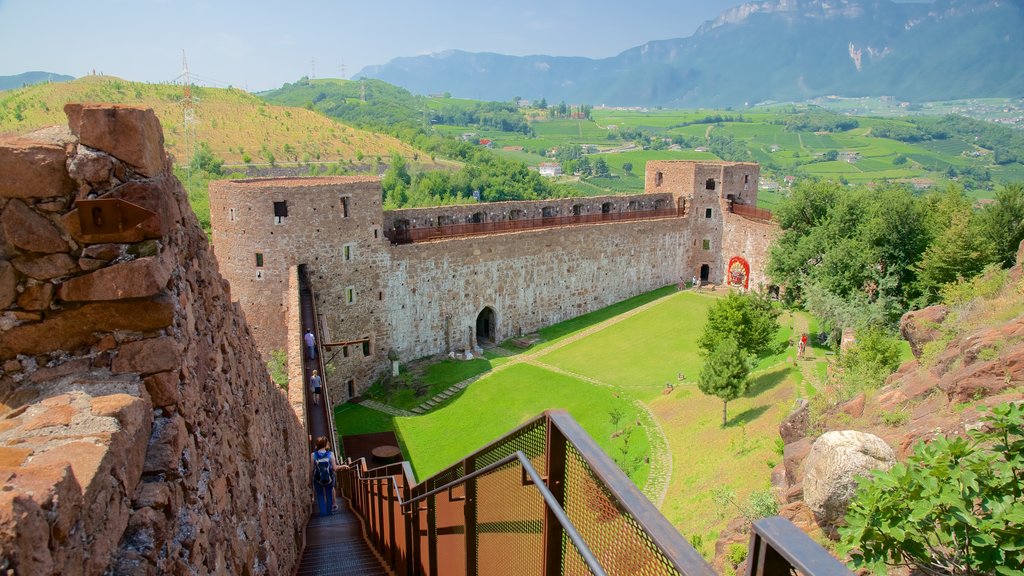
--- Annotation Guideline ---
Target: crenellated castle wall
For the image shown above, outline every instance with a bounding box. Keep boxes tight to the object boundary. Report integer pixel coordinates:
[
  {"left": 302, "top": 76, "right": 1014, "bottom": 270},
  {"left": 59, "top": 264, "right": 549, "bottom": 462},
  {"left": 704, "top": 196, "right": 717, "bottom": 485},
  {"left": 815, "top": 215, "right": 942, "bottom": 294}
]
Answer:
[
  {"left": 0, "top": 105, "right": 308, "bottom": 575},
  {"left": 210, "top": 160, "right": 777, "bottom": 405}
]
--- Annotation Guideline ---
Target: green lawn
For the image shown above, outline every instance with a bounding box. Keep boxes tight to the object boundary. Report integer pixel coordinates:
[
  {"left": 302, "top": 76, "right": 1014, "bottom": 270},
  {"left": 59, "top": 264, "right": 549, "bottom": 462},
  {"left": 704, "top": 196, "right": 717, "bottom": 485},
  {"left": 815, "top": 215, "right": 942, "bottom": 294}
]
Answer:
[
  {"left": 395, "top": 363, "right": 650, "bottom": 487},
  {"left": 335, "top": 287, "right": 808, "bottom": 550}
]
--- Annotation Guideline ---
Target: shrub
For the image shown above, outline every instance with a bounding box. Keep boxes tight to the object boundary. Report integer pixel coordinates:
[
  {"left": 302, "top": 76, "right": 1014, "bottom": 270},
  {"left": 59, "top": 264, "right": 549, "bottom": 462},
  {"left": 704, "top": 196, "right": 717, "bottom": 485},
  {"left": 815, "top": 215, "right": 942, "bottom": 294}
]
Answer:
[
  {"left": 726, "top": 542, "right": 747, "bottom": 567},
  {"left": 835, "top": 326, "right": 903, "bottom": 393},
  {"left": 267, "top": 349, "right": 288, "bottom": 389},
  {"left": 839, "top": 402, "right": 1024, "bottom": 575}
]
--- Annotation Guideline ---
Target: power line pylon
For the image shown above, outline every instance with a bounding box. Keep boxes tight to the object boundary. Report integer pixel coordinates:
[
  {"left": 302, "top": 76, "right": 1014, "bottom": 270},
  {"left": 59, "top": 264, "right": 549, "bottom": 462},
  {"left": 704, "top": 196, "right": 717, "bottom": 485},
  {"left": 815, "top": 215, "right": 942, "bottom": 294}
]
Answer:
[{"left": 178, "top": 50, "right": 200, "bottom": 189}]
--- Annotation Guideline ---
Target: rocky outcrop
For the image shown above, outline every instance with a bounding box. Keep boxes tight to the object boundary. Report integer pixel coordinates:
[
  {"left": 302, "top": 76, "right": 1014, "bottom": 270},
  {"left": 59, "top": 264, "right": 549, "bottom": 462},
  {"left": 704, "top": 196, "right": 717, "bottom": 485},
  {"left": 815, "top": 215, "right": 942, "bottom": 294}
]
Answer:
[
  {"left": 899, "top": 305, "right": 948, "bottom": 358},
  {"left": 802, "top": 430, "right": 895, "bottom": 529},
  {"left": 0, "top": 105, "right": 308, "bottom": 575}
]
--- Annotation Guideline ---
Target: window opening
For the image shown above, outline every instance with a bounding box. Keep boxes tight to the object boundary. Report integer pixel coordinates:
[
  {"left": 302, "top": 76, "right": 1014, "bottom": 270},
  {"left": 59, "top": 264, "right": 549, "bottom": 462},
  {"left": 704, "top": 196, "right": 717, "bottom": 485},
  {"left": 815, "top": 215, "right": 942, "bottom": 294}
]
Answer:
[
  {"left": 255, "top": 253, "right": 264, "bottom": 267},
  {"left": 229, "top": 208, "right": 237, "bottom": 222},
  {"left": 340, "top": 196, "right": 351, "bottom": 218},
  {"left": 343, "top": 244, "right": 354, "bottom": 261},
  {"left": 655, "top": 172, "right": 663, "bottom": 187},
  {"left": 362, "top": 340, "right": 371, "bottom": 356},
  {"left": 273, "top": 201, "right": 288, "bottom": 225},
  {"left": 345, "top": 286, "right": 355, "bottom": 305},
  {"left": 702, "top": 239, "right": 710, "bottom": 250},
  {"left": 705, "top": 208, "right": 713, "bottom": 219},
  {"left": 705, "top": 178, "right": 716, "bottom": 191},
  {"left": 343, "top": 346, "right": 350, "bottom": 358}
]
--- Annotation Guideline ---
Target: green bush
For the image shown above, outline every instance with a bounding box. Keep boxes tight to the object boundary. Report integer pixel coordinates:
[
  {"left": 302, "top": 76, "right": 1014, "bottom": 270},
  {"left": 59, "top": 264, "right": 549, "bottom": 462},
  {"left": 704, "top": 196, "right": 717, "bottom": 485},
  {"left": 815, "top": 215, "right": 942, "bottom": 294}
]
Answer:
[
  {"left": 835, "top": 326, "right": 903, "bottom": 393},
  {"left": 726, "top": 542, "right": 748, "bottom": 567},
  {"left": 839, "top": 402, "right": 1024, "bottom": 575},
  {"left": 267, "top": 349, "right": 288, "bottom": 389}
]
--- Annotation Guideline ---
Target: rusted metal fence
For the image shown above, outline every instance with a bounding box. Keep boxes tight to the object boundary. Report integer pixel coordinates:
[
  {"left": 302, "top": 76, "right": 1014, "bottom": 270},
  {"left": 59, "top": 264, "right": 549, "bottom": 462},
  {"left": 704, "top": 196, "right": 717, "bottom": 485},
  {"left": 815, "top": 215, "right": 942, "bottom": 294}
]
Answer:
[
  {"left": 385, "top": 208, "right": 684, "bottom": 245},
  {"left": 336, "top": 410, "right": 851, "bottom": 576},
  {"left": 729, "top": 203, "right": 773, "bottom": 222}
]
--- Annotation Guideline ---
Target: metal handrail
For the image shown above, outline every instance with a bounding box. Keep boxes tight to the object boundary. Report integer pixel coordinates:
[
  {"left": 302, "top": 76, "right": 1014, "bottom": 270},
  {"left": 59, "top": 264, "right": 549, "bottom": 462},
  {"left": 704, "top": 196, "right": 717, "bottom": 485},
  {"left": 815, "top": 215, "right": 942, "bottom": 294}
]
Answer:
[
  {"left": 746, "top": 516, "right": 853, "bottom": 575},
  {"left": 546, "top": 412, "right": 714, "bottom": 573},
  {"left": 354, "top": 450, "right": 609, "bottom": 576}
]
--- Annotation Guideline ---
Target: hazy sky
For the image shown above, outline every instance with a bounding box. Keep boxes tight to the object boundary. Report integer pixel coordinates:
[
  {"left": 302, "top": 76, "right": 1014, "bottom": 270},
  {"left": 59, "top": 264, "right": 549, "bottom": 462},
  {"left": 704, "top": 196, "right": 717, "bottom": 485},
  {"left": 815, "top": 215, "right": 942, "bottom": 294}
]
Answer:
[{"left": 0, "top": 0, "right": 740, "bottom": 91}]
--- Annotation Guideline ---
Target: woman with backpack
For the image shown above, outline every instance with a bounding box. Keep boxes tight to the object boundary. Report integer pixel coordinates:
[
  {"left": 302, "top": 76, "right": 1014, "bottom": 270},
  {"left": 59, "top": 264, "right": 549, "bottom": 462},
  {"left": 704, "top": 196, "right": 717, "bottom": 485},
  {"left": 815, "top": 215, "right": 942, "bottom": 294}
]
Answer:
[{"left": 310, "top": 436, "right": 339, "bottom": 516}]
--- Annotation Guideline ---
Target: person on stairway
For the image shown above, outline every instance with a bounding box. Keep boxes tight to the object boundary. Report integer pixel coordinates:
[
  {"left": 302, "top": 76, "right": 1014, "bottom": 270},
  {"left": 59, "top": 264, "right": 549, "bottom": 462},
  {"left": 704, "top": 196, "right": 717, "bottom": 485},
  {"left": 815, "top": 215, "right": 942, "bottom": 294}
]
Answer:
[
  {"left": 311, "top": 436, "right": 339, "bottom": 516},
  {"left": 310, "top": 370, "right": 322, "bottom": 406}
]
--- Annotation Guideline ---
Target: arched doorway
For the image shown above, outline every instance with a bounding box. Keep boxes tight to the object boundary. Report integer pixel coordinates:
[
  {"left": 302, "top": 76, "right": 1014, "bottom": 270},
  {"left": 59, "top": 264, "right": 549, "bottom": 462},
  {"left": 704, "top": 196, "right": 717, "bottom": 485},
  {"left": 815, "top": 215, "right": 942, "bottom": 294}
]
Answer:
[
  {"left": 476, "top": 307, "right": 496, "bottom": 344},
  {"left": 699, "top": 264, "right": 710, "bottom": 283}
]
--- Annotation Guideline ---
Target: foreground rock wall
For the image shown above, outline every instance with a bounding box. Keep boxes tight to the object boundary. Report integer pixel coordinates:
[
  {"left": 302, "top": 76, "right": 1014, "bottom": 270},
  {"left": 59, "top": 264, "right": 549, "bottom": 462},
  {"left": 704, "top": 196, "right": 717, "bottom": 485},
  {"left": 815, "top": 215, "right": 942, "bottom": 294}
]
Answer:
[{"left": 0, "top": 105, "right": 308, "bottom": 575}]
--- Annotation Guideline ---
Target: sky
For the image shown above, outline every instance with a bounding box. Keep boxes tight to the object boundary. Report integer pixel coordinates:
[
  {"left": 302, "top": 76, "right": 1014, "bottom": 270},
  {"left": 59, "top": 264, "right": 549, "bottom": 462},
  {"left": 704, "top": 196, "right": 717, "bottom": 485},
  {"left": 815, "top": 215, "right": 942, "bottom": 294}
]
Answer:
[{"left": 0, "top": 0, "right": 740, "bottom": 92}]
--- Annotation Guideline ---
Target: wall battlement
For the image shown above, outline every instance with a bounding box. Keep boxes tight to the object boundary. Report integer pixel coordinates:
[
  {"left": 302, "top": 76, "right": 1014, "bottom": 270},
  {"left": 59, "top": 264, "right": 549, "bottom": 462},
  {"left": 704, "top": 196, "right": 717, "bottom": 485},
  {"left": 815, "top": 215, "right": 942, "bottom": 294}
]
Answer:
[{"left": 210, "top": 160, "right": 777, "bottom": 405}]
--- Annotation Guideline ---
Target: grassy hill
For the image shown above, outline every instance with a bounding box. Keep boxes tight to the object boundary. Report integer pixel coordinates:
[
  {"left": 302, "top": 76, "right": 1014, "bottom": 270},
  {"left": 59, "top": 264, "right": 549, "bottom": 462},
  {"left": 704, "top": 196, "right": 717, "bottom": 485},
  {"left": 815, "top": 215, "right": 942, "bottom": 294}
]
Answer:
[{"left": 0, "top": 75, "right": 422, "bottom": 167}]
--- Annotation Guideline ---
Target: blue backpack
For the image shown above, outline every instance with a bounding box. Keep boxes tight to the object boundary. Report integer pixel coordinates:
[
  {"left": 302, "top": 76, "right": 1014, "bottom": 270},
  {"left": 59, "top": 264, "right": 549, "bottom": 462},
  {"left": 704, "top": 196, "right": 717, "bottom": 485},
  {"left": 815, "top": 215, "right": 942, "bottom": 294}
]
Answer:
[{"left": 314, "top": 450, "right": 334, "bottom": 486}]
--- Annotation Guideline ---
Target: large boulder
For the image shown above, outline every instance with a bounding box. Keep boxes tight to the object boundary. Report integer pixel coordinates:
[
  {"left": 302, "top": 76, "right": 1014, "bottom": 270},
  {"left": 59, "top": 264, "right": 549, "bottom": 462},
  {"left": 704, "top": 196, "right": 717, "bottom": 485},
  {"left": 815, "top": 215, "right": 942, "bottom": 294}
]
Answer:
[{"left": 803, "top": 430, "right": 896, "bottom": 529}]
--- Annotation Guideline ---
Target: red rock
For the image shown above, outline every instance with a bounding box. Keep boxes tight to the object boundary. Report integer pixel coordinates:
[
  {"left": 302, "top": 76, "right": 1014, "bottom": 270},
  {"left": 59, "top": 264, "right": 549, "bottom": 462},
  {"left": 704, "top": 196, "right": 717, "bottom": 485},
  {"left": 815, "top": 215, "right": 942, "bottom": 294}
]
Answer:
[
  {"left": 58, "top": 256, "right": 170, "bottom": 302},
  {"left": 0, "top": 295, "right": 174, "bottom": 359},
  {"left": 22, "top": 404, "right": 77, "bottom": 431},
  {"left": 778, "top": 501, "right": 818, "bottom": 534},
  {"left": 0, "top": 446, "right": 32, "bottom": 467},
  {"left": 784, "top": 437, "right": 813, "bottom": 486},
  {"left": 67, "top": 146, "right": 115, "bottom": 185},
  {"left": 112, "top": 336, "right": 181, "bottom": 376},
  {"left": 900, "top": 305, "right": 949, "bottom": 358},
  {"left": 30, "top": 440, "right": 108, "bottom": 490},
  {"left": 940, "top": 360, "right": 1015, "bottom": 403},
  {"left": 142, "top": 414, "right": 186, "bottom": 476},
  {"left": 134, "top": 482, "right": 172, "bottom": 510},
  {"left": 65, "top": 104, "right": 166, "bottom": 177},
  {"left": 840, "top": 393, "right": 865, "bottom": 418},
  {"left": 0, "top": 137, "right": 74, "bottom": 199},
  {"left": 28, "top": 358, "right": 91, "bottom": 384},
  {"left": 17, "top": 281, "right": 54, "bottom": 311},
  {"left": 875, "top": 389, "right": 908, "bottom": 411},
  {"left": 144, "top": 371, "right": 180, "bottom": 407},
  {"left": 1, "top": 199, "right": 69, "bottom": 254},
  {"left": 3, "top": 358, "right": 20, "bottom": 372},
  {"left": 0, "top": 260, "right": 17, "bottom": 308},
  {"left": 779, "top": 399, "right": 809, "bottom": 444},
  {"left": 82, "top": 243, "right": 121, "bottom": 261},
  {"left": 11, "top": 253, "right": 77, "bottom": 281}
]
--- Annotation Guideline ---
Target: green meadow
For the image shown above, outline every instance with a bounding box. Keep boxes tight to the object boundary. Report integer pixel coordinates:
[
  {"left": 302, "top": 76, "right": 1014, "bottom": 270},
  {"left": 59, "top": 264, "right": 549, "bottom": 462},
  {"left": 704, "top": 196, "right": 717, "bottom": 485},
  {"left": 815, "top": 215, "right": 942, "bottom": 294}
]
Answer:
[{"left": 335, "top": 287, "right": 810, "bottom": 546}]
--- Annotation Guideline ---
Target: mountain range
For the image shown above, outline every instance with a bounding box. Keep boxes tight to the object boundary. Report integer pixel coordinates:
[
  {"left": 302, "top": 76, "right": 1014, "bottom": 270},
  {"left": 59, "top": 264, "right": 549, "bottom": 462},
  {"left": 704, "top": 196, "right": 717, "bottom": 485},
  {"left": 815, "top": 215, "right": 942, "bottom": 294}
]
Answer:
[
  {"left": 356, "top": 0, "right": 1024, "bottom": 107},
  {"left": 0, "top": 71, "right": 74, "bottom": 91}
]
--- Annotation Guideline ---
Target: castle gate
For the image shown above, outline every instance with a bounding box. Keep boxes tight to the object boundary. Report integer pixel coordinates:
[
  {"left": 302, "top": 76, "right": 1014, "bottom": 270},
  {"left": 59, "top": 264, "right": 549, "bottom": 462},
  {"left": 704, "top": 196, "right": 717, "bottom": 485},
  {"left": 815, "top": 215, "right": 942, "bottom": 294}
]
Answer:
[{"left": 476, "top": 306, "right": 496, "bottom": 344}]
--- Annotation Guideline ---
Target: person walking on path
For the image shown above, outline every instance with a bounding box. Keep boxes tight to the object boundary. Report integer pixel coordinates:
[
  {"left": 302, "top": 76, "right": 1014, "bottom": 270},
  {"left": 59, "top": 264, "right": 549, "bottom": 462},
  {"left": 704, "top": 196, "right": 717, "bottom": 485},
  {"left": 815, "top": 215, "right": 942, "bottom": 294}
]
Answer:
[
  {"left": 310, "top": 369, "right": 322, "bottom": 406},
  {"left": 798, "top": 333, "right": 808, "bottom": 358},
  {"left": 304, "top": 329, "right": 317, "bottom": 360},
  {"left": 310, "top": 436, "right": 338, "bottom": 516}
]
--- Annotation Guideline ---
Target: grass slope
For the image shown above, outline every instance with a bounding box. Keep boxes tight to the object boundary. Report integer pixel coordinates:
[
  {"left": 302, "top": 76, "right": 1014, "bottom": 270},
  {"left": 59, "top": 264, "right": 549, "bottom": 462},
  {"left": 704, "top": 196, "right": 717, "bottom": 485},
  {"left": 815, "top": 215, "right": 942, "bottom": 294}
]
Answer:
[{"left": 0, "top": 75, "right": 421, "bottom": 167}]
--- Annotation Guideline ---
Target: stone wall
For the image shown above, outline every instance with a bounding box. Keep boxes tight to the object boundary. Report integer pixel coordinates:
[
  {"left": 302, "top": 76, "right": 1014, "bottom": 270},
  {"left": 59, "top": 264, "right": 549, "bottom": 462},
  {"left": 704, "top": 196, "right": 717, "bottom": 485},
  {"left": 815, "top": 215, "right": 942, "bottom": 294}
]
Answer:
[
  {"left": 0, "top": 105, "right": 308, "bottom": 575},
  {"left": 208, "top": 160, "right": 778, "bottom": 403},
  {"left": 382, "top": 192, "right": 676, "bottom": 231},
  {"left": 386, "top": 217, "right": 690, "bottom": 361}
]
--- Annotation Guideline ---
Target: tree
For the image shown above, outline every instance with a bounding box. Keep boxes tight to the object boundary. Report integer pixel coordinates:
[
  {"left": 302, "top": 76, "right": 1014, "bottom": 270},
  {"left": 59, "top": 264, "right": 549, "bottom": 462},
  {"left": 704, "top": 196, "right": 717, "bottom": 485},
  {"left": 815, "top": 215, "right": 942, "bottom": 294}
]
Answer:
[
  {"left": 594, "top": 157, "right": 610, "bottom": 178},
  {"left": 839, "top": 402, "right": 1024, "bottom": 575},
  {"left": 189, "top": 141, "right": 223, "bottom": 175},
  {"left": 622, "top": 162, "right": 633, "bottom": 175},
  {"left": 980, "top": 183, "right": 1024, "bottom": 268},
  {"left": 697, "top": 337, "right": 750, "bottom": 427},
  {"left": 698, "top": 292, "right": 780, "bottom": 358}
]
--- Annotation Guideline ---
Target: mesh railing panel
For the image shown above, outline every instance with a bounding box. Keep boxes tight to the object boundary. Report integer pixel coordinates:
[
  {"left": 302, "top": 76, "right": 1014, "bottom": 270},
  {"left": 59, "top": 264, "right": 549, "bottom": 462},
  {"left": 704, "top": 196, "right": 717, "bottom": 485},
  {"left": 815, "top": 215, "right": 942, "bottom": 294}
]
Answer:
[
  {"left": 474, "top": 459, "right": 545, "bottom": 576},
  {"left": 474, "top": 418, "right": 548, "bottom": 476},
  {"left": 562, "top": 443, "right": 682, "bottom": 576}
]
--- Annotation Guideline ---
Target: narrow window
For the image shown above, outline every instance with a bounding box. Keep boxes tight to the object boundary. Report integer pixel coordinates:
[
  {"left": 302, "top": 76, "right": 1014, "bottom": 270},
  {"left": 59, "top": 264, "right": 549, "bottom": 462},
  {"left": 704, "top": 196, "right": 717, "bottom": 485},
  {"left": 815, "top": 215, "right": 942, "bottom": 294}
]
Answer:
[
  {"left": 347, "top": 380, "right": 355, "bottom": 398},
  {"left": 744, "top": 174, "right": 750, "bottom": 184},
  {"left": 345, "top": 286, "right": 355, "bottom": 305},
  {"left": 343, "top": 244, "right": 354, "bottom": 261},
  {"left": 655, "top": 172, "right": 663, "bottom": 187},
  {"left": 228, "top": 208, "right": 237, "bottom": 222},
  {"left": 362, "top": 340, "right": 371, "bottom": 356},
  {"left": 343, "top": 345, "right": 350, "bottom": 358},
  {"left": 702, "top": 239, "right": 710, "bottom": 250},
  {"left": 374, "top": 228, "right": 379, "bottom": 239},
  {"left": 273, "top": 201, "right": 288, "bottom": 225},
  {"left": 255, "top": 253, "right": 264, "bottom": 267},
  {"left": 378, "top": 291, "right": 383, "bottom": 301},
  {"left": 705, "top": 208, "right": 713, "bottom": 219},
  {"left": 340, "top": 196, "right": 351, "bottom": 218}
]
